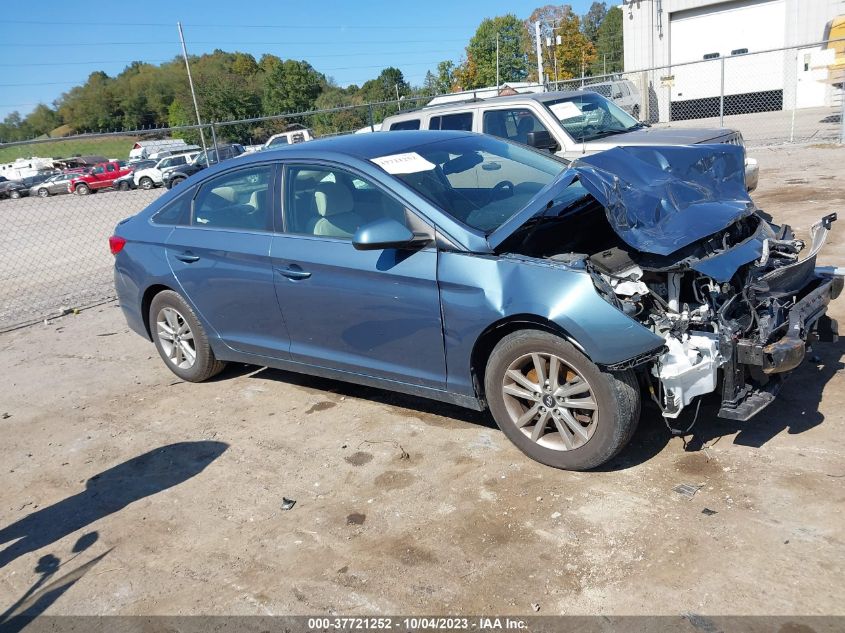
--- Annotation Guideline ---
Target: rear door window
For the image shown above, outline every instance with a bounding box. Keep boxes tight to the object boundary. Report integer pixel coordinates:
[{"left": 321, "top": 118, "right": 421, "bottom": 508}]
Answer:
[
  {"left": 389, "top": 119, "right": 421, "bottom": 130},
  {"left": 428, "top": 112, "right": 473, "bottom": 131}
]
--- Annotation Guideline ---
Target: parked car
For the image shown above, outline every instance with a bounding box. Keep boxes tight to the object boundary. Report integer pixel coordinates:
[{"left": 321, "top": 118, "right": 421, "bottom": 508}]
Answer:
[
  {"left": 134, "top": 152, "right": 199, "bottom": 190},
  {"left": 0, "top": 179, "right": 28, "bottom": 199},
  {"left": 29, "top": 172, "right": 76, "bottom": 197},
  {"left": 263, "top": 129, "right": 314, "bottom": 149},
  {"left": 579, "top": 79, "right": 641, "bottom": 118},
  {"left": 162, "top": 144, "right": 245, "bottom": 189},
  {"left": 69, "top": 161, "right": 133, "bottom": 194},
  {"left": 111, "top": 130, "right": 842, "bottom": 470},
  {"left": 381, "top": 90, "right": 759, "bottom": 191}
]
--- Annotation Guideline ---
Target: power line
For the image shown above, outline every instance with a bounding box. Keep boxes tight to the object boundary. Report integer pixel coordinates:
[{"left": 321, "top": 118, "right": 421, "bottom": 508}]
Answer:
[
  {"left": 0, "top": 39, "right": 467, "bottom": 47},
  {"left": 0, "top": 20, "right": 476, "bottom": 29},
  {"left": 0, "top": 49, "right": 462, "bottom": 68},
  {"left": 0, "top": 59, "right": 171, "bottom": 68}
]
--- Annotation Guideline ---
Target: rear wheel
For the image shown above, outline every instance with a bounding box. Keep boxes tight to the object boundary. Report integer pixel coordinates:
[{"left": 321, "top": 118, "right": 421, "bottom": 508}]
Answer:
[
  {"left": 75, "top": 183, "right": 90, "bottom": 195},
  {"left": 150, "top": 290, "right": 226, "bottom": 382},
  {"left": 484, "top": 330, "right": 640, "bottom": 470},
  {"left": 117, "top": 180, "right": 130, "bottom": 191},
  {"left": 9, "top": 190, "right": 21, "bottom": 199},
  {"left": 139, "top": 176, "right": 154, "bottom": 190},
  {"left": 37, "top": 188, "right": 49, "bottom": 198},
  {"left": 168, "top": 176, "right": 185, "bottom": 189}
]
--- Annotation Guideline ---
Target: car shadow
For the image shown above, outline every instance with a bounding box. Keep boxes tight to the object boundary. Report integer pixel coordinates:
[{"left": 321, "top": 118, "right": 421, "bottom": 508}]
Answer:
[
  {"left": 0, "top": 441, "right": 227, "bottom": 569},
  {"left": 250, "top": 367, "right": 494, "bottom": 428},
  {"left": 247, "top": 339, "right": 841, "bottom": 472}
]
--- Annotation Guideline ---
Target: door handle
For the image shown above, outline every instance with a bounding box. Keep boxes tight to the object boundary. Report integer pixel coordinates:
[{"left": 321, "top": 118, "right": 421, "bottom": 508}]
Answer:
[
  {"left": 175, "top": 252, "right": 200, "bottom": 263},
  {"left": 275, "top": 265, "right": 312, "bottom": 280}
]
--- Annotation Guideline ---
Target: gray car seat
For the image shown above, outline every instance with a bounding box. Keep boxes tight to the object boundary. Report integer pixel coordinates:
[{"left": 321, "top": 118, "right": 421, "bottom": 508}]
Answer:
[{"left": 308, "top": 182, "right": 363, "bottom": 238}]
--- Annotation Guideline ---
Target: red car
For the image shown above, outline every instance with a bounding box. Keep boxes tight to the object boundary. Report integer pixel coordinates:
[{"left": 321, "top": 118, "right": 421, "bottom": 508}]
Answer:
[{"left": 68, "top": 161, "right": 133, "bottom": 195}]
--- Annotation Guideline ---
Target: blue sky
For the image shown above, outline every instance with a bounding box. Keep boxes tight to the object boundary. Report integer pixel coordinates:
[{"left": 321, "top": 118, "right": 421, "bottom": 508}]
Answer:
[{"left": 0, "top": 0, "right": 596, "bottom": 120}]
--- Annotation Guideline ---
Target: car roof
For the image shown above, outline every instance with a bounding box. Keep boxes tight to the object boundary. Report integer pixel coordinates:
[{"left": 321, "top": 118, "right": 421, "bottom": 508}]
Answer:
[
  {"left": 379, "top": 90, "right": 587, "bottom": 124},
  {"left": 251, "top": 129, "right": 475, "bottom": 161}
]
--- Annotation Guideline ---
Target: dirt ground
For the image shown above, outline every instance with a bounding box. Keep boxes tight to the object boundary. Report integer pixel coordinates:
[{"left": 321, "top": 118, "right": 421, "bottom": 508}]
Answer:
[{"left": 1, "top": 145, "right": 844, "bottom": 618}]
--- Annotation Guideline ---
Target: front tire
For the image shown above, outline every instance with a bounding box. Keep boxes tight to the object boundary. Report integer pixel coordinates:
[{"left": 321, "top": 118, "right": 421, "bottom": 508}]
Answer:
[
  {"left": 9, "top": 190, "right": 21, "bottom": 199},
  {"left": 484, "top": 330, "right": 640, "bottom": 470},
  {"left": 117, "top": 181, "right": 130, "bottom": 191},
  {"left": 139, "top": 176, "right": 154, "bottom": 190},
  {"left": 37, "top": 188, "right": 49, "bottom": 198},
  {"left": 168, "top": 176, "right": 185, "bottom": 189},
  {"left": 150, "top": 290, "right": 226, "bottom": 382}
]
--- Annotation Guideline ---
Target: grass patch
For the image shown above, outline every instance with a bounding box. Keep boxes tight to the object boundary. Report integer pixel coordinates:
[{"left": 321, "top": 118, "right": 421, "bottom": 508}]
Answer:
[{"left": 0, "top": 136, "right": 138, "bottom": 164}]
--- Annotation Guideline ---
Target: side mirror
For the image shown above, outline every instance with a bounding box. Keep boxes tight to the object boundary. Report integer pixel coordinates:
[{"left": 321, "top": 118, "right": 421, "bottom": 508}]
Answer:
[
  {"left": 526, "top": 130, "right": 558, "bottom": 151},
  {"left": 352, "top": 217, "right": 431, "bottom": 251}
]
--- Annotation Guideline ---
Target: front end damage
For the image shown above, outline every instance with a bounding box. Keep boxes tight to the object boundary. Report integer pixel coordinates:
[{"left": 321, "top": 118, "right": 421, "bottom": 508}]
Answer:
[{"left": 493, "top": 144, "right": 843, "bottom": 423}]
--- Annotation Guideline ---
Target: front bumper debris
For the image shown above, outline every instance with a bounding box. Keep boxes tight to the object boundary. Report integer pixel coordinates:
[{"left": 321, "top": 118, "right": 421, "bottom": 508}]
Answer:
[{"left": 719, "top": 269, "right": 843, "bottom": 420}]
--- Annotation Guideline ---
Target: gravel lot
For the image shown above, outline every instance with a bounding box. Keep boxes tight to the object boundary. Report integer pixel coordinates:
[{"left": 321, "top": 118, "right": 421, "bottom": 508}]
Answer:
[{"left": 1, "top": 145, "right": 844, "bottom": 618}]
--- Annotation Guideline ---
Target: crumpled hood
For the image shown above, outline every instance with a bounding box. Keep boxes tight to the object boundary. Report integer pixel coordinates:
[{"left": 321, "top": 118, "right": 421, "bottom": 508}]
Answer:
[
  {"left": 488, "top": 143, "right": 754, "bottom": 258},
  {"left": 585, "top": 127, "right": 735, "bottom": 148}
]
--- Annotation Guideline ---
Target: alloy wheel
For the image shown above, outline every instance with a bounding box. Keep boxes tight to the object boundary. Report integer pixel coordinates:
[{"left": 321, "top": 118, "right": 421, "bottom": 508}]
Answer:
[
  {"left": 156, "top": 307, "right": 196, "bottom": 370},
  {"left": 501, "top": 352, "right": 598, "bottom": 451}
]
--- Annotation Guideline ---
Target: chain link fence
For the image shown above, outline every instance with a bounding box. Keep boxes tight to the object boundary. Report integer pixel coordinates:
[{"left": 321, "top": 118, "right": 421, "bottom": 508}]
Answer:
[
  {"left": 1, "top": 40, "right": 843, "bottom": 331},
  {"left": 551, "top": 38, "right": 845, "bottom": 147}
]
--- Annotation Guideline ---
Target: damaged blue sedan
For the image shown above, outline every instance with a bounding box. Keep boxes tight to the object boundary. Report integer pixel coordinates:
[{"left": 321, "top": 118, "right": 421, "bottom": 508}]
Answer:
[{"left": 111, "top": 130, "right": 843, "bottom": 470}]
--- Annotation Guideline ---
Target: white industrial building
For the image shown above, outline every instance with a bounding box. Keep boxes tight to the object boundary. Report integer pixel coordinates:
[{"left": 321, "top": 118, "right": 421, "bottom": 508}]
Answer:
[{"left": 622, "top": 0, "right": 844, "bottom": 120}]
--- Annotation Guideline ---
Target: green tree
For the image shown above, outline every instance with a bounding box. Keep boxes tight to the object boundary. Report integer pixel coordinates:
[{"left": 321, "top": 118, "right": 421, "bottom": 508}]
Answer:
[
  {"left": 262, "top": 59, "right": 325, "bottom": 115},
  {"left": 456, "top": 15, "right": 527, "bottom": 89},
  {"left": 582, "top": 1, "right": 608, "bottom": 45},
  {"left": 593, "top": 6, "right": 623, "bottom": 74},
  {"left": 432, "top": 60, "right": 455, "bottom": 93},
  {"left": 24, "top": 104, "right": 60, "bottom": 137}
]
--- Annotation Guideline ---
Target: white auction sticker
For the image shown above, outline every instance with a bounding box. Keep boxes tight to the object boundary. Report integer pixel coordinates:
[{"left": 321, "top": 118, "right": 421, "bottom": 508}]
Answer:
[
  {"left": 549, "top": 101, "right": 583, "bottom": 120},
  {"left": 372, "top": 152, "right": 436, "bottom": 174}
]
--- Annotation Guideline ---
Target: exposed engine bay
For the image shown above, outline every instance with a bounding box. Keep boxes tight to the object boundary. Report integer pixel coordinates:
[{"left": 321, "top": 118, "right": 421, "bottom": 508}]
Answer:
[{"left": 496, "top": 144, "right": 844, "bottom": 423}]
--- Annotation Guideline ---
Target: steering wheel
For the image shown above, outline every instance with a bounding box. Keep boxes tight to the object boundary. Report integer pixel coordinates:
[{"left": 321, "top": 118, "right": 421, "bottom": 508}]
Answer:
[{"left": 487, "top": 180, "right": 515, "bottom": 204}]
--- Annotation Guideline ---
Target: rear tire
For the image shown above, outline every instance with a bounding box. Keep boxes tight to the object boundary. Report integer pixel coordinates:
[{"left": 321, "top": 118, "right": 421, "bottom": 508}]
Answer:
[
  {"left": 117, "top": 181, "right": 130, "bottom": 191},
  {"left": 37, "top": 188, "right": 49, "bottom": 198},
  {"left": 169, "top": 176, "right": 185, "bottom": 189},
  {"left": 484, "top": 330, "right": 640, "bottom": 471},
  {"left": 9, "top": 190, "right": 21, "bottom": 199},
  {"left": 75, "top": 183, "right": 90, "bottom": 195},
  {"left": 150, "top": 290, "right": 226, "bottom": 382}
]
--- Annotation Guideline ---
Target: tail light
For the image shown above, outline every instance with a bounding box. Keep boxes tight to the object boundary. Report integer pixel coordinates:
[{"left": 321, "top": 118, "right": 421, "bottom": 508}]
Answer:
[{"left": 109, "top": 235, "right": 126, "bottom": 255}]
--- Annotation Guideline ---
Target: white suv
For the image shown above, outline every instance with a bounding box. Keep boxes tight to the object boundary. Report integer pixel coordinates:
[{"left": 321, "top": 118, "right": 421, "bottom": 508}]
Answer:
[
  {"left": 133, "top": 152, "right": 199, "bottom": 190},
  {"left": 381, "top": 91, "right": 758, "bottom": 191}
]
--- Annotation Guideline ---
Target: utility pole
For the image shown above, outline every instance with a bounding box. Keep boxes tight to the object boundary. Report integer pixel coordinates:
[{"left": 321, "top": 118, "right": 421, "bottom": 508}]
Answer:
[
  {"left": 496, "top": 33, "right": 500, "bottom": 88},
  {"left": 534, "top": 21, "right": 544, "bottom": 87},
  {"left": 177, "top": 21, "right": 207, "bottom": 157}
]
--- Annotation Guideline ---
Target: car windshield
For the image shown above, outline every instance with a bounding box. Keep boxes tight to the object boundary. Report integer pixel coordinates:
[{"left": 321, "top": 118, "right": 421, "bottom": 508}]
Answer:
[
  {"left": 385, "top": 135, "right": 567, "bottom": 233},
  {"left": 543, "top": 93, "right": 640, "bottom": 142}
]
